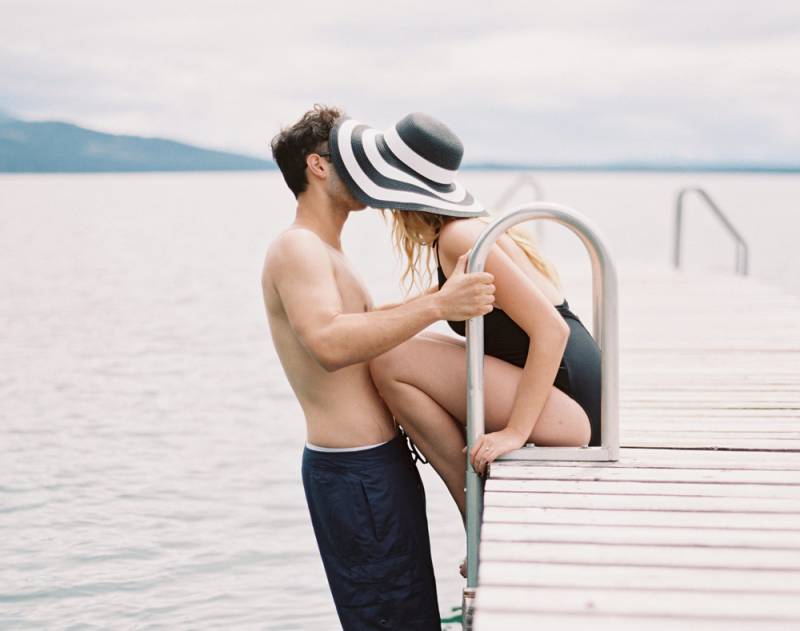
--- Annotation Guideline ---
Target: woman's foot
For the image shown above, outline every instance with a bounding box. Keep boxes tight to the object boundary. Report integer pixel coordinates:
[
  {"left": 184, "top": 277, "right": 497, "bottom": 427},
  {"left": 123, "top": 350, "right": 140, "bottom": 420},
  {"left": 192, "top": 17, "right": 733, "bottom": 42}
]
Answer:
[{"left": 459, "top": 556, "right": 467, "bottom": 578}]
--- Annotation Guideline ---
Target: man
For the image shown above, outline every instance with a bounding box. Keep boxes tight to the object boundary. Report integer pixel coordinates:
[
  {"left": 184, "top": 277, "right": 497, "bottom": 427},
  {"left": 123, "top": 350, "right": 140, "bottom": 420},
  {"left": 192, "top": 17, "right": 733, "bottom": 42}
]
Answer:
[{"left": 262, "top": 105, "right": 493, "bottom": 630}]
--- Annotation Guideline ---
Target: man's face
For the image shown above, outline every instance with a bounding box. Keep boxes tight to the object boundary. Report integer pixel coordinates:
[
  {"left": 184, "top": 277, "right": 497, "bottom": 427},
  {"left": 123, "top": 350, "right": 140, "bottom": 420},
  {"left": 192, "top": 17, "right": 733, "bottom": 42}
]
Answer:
[{"left": 325, "top": 160, "right": 367, "bottom": 211}]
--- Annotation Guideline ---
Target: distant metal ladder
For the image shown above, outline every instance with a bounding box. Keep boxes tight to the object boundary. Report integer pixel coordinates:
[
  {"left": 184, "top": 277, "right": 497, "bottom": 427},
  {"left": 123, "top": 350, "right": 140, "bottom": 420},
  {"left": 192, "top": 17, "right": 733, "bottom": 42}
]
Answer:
[
  {"left": 493, "top": 172, "right": 546, "bottom": 243},
  {"left": 673, "top": 187, "right": 749, "bottom": 276},
  {"left": 462, "top": 202, "right": 620, "bottom": 628}
]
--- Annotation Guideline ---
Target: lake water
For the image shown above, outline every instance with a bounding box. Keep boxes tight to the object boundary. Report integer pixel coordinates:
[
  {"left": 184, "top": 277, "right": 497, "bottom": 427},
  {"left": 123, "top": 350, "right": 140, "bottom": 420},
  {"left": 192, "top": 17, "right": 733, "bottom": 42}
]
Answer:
[{"left": 2, "top": 171, "right": 799, "bottom": 629}]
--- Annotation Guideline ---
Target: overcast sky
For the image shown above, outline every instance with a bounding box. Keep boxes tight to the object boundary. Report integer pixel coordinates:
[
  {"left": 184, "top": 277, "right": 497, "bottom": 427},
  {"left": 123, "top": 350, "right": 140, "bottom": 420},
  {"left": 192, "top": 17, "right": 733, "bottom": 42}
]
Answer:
[{"left": 2, "top": 0, "right": 799, "bottom": 164}]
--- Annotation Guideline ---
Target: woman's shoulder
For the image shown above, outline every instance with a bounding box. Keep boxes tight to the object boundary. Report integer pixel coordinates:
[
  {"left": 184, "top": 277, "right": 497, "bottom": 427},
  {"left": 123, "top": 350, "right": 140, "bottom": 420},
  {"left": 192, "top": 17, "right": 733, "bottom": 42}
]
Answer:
[{"left": 438, "top": 218, "right": 487, "bottom": 256}]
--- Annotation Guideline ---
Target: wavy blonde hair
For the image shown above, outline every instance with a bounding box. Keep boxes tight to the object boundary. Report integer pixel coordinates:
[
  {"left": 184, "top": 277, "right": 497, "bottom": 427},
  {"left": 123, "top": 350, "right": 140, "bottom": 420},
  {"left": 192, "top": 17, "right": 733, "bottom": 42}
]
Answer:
[{"left": 382, "top": 208, "right": 560, "bottom": 294}]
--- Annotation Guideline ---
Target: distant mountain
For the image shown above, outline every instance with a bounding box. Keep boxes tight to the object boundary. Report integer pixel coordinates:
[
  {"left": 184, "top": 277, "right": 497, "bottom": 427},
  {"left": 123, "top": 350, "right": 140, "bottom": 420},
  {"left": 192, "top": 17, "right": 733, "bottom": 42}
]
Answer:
[
  {"left": 1, "top": 111, "right": 797, "bottom": 174},
  {"left": 0, "top": 114, "right": 274, "bottom": 173}
]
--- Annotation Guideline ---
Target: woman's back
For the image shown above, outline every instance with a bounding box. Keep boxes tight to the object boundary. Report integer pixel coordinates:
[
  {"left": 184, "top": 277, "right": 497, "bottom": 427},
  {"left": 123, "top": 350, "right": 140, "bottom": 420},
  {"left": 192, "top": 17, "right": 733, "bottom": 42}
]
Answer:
[{"left": 437, "top": 219, "right": 565, "bottom": 307}]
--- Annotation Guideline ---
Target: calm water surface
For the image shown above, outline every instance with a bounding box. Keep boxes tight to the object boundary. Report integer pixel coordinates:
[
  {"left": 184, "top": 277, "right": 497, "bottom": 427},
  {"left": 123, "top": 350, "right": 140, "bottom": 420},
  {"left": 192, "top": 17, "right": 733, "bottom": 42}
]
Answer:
[{"left": 1, "top": 171, "right": 798, "bottom": 629}]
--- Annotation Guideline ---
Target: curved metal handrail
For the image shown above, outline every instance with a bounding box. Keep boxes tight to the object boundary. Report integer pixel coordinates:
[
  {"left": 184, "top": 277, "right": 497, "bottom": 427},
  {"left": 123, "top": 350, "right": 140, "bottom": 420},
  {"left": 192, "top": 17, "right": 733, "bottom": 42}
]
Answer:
[
  {"left": 463, "top": 202, "right": 620, "bottom": 595},
  {"left": 673, "top": 187, "right": 749, "bottom": 275}
]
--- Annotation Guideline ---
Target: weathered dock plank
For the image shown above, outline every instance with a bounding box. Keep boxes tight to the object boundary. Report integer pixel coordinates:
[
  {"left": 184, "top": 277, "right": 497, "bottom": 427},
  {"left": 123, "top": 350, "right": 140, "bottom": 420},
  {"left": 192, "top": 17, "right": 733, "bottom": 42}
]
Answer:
[
  {"left": 473, "top": 269, "right": 800, "bottom": 629},
  {"left": 473, "top": 613, "right": 800, "bottom": 631},
  {"left": 476, "top": 585, "right": 800, "bottom": 623}
]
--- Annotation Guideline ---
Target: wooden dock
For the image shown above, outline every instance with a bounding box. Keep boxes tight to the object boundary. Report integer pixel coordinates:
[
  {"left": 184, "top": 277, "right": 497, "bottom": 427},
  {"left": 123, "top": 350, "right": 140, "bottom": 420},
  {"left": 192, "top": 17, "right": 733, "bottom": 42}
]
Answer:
[{"left": 473, "top": 268, "right": 800, "bottom": 630}]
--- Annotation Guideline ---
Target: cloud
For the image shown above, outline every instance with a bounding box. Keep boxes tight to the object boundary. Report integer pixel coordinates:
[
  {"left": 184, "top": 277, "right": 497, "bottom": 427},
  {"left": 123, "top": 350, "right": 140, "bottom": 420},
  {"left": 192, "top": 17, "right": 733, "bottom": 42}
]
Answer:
[{"left": 1, "top": 0, "right": 798, "bottom": 162}]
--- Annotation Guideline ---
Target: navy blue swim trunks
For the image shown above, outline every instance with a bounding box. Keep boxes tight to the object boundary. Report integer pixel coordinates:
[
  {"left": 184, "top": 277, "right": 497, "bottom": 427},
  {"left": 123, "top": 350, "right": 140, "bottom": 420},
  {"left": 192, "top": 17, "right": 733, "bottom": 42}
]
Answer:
[{"left": 302, "top": 434, "right": 440, "bottom": 630}]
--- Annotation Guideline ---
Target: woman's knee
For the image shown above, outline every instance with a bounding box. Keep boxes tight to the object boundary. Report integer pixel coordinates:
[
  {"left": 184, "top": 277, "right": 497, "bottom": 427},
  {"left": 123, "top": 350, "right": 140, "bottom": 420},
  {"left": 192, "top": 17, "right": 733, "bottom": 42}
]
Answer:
[
  {"left": 368, "top": 352, "right": 392, "bottom": 388},
  {"left": 368, "top": 340, "right": 413, "bottom": 387}
]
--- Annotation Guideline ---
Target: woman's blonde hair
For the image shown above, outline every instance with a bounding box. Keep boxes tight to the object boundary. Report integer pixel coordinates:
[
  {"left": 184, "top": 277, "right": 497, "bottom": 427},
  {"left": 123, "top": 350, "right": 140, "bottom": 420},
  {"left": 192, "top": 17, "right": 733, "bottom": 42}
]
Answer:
[{"left": 382, "top": 208, "right": 560, "bottom": 294}]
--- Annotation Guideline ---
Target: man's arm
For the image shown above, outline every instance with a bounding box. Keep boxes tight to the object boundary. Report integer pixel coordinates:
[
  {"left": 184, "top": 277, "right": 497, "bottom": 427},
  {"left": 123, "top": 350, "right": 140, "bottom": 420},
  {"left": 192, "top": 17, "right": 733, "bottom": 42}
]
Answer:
[
  {"left": 265, "top": 229, "right": 494, "bottom": 372},
  {"left": 370, "top": 286, "right": 437, "bottom": 312}
]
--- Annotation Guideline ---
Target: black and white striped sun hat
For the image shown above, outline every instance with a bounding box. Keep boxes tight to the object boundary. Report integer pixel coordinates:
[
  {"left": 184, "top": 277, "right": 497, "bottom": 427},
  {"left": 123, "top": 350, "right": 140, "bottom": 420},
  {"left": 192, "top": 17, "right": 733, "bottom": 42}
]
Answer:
[{"left": 329, "top": 112, "right": 487, "bottom": 217}]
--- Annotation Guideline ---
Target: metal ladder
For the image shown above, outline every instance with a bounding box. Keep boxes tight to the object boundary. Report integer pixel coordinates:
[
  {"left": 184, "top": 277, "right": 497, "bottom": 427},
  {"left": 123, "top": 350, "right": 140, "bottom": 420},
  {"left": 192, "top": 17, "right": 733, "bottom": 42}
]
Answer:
[
  {"left": 493, "top": 173, "right": 547, "bottom": 243},
  {"left": 461, "top": 202, "right": 620, "bottom": 628},
  {"left": 673, "top": 187, "right": 749, "bottom": 276},
  {"left": 493, "top": 172, "right": 545, "bottom": 208}
]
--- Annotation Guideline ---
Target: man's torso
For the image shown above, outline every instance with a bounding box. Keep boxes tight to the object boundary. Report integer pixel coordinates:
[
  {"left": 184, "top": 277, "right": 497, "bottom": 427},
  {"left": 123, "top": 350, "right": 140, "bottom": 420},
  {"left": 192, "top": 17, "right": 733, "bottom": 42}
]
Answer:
[{"left": 263, "top": 229, "right": 396, "bottom": 448}]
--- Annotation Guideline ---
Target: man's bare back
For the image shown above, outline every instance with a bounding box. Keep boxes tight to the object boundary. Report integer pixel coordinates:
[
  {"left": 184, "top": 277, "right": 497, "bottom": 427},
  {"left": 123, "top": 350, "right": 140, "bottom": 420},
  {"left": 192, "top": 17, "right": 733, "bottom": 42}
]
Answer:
[{"left": 263, "top": 227, "right": 396, "bottom": 447}]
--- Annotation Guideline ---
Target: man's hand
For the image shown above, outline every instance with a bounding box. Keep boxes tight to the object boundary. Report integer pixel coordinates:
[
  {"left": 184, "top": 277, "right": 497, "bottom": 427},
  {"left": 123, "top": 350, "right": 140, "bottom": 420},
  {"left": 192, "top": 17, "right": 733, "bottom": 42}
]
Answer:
[{"left": 434, "top": 252, "right": 495, "bottom": 321}]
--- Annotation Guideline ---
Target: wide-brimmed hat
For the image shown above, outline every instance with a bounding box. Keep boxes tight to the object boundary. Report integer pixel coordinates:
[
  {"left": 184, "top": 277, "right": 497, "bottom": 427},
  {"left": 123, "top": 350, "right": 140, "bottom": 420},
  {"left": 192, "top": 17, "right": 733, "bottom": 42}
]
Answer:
[{"left": 329, "top": 112, "right": 487, "bottom": 217}]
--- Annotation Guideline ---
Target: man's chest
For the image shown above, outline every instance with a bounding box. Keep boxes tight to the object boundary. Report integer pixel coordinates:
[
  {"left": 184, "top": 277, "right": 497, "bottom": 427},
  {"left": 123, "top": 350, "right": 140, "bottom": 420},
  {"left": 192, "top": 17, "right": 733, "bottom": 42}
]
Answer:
[{"left": 330, "top": 256, "right": 373, "bottom": 313}]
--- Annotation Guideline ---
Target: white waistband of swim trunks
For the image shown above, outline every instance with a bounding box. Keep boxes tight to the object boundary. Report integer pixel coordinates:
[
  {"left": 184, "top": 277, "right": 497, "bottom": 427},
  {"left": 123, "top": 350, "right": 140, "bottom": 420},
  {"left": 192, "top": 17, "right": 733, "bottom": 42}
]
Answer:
[{"left": 305, "top": 438, "right": 391, "bottom": 453}]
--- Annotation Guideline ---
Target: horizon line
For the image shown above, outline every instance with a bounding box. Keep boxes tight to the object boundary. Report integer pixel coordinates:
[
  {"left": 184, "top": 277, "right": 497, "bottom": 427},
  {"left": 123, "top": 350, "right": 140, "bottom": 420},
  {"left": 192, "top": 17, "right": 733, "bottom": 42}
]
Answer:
[
  {"left": 3, "top": 113, "right": 799, "bottom": 174},
  {"left": 461, "top": 162, "right": 800, "bottom": 174}
]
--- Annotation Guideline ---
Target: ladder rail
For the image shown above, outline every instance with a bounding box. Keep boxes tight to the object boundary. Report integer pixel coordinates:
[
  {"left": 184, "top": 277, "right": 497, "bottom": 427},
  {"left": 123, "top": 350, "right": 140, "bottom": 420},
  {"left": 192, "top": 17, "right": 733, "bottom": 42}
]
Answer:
[
  {"left": 493, "top": 172, "right": 545, "bottom": 209},
  {"left": 493, "top": 172, "right": 546, "bottom": 243},
  {"left": 673, "top": 187, "right": 749, "bottom": 275}
]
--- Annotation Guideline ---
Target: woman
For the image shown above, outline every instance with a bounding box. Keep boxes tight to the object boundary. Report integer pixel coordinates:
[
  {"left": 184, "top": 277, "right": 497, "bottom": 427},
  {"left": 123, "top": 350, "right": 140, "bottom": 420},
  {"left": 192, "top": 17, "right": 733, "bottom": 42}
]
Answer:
[
  {"left": 328, "top": 111, "right": 601, "bottom": 523},
  {"left": 368, "top": 209, "right": 601, "bottom": 519}
]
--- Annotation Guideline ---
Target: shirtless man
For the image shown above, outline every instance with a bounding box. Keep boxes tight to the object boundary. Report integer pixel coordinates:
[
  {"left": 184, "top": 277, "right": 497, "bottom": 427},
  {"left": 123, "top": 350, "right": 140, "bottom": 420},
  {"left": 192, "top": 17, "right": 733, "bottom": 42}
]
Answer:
[{"left": 261, "top": 106, "right": 494, "bottom": 630}]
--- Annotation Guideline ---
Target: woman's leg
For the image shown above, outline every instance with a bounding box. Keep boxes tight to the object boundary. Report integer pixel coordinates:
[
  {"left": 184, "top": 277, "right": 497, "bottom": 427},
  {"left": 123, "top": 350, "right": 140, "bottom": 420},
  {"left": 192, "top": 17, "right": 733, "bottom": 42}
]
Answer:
[
  {"left": 381, "top": 379, "right": 469, "bottom": 519},
  {"left": 369, "top": 331, "right": 591, "bottom": 518}
]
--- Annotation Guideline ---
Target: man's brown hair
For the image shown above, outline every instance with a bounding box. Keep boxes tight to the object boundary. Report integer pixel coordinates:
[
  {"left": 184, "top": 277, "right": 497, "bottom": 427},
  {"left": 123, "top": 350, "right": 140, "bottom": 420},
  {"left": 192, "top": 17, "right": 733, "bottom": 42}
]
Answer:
[{"left": 270, "top": 104, "right": 343, "bottom": 198}]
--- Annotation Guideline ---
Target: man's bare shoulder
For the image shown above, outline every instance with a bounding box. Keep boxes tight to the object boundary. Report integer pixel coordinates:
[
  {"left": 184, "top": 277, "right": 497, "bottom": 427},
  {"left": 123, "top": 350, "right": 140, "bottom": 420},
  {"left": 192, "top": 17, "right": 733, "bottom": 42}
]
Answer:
[
  {"left": 264, "top": 227, "right": 330, "bottom": 277},
  {"left": 267, "top": 227, "right": 329, "bottom": 260}
]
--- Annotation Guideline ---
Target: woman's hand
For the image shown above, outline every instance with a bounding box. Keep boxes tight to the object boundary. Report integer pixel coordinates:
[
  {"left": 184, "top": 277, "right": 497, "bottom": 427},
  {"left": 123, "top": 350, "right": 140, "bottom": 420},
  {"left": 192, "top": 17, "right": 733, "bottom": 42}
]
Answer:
[{"left": 467, "top": 428, "right": 528, "bottom": 475}]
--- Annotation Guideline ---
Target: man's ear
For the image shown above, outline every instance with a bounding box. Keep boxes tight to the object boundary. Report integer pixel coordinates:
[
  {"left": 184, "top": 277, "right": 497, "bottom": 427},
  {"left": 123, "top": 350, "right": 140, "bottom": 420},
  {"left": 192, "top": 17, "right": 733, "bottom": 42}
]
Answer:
[{"left": 306, "top": 154, "right": 328, "bottom": 180}]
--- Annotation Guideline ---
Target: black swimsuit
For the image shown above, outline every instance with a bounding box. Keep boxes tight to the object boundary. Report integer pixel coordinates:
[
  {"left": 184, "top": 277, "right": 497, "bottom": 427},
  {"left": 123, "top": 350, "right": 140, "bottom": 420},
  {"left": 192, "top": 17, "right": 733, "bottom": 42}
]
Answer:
[{"left": 435, "top": 243, "right": 602, "bottom": 446}]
